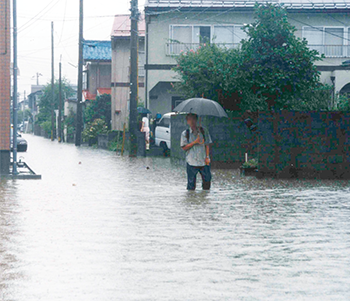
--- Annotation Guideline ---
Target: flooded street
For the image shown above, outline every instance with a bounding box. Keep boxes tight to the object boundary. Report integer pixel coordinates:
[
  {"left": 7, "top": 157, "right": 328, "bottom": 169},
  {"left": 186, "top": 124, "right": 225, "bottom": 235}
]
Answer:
[{"left": 1, "top": 134, "right": 350, "bottom": 300}]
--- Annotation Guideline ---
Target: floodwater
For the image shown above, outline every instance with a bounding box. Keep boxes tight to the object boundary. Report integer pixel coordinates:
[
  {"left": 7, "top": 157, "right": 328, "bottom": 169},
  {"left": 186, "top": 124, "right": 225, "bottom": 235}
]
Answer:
[{"left": 1, "top": 134, "right": 350, "bottom": 301}]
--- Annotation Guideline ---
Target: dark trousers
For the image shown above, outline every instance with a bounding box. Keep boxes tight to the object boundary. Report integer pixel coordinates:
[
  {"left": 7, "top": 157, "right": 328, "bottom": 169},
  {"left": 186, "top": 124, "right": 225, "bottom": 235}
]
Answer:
[{"left": 186, "top": 163, "right": 212, "bottom": 190}]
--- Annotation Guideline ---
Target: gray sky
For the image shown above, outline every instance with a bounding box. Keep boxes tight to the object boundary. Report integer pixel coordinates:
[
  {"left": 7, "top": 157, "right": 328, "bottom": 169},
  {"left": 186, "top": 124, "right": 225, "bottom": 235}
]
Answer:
[{"left": 17, "top": 0, "right": 146, "bottom": 99}]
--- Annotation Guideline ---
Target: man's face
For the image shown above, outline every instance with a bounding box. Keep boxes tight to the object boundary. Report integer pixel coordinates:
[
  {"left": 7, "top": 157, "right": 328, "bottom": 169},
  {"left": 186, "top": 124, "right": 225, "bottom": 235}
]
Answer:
[{"left": 186, "top": 115, "right": 197, "bottom": 128}]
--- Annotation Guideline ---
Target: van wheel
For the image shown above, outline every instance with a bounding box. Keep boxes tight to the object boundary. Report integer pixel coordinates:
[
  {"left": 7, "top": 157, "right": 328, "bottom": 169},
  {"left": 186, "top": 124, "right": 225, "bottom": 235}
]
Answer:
[{"left": 160, "top": 142, "right": 170, "bottom": 157}]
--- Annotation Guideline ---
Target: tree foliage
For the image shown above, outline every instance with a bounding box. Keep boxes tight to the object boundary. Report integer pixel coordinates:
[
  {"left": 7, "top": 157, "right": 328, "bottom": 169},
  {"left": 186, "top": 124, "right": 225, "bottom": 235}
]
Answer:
[
  {"left": 36, "top": 78, "right": 74, "bottom": 125},
  {"left": 84, "top": 93, "right": 111, "bottom": 129},
  {"left": 174, "top": 3, "right": 329, "bottom": 111},
  {"left": 18, "top": 109, "right": 33, "bottom": 124},
  {"left": 82, "top": 118, "right": 108, "bottom": 142},
  {"left": 173, "top": 44, "right": 242, "bottom": 110}
]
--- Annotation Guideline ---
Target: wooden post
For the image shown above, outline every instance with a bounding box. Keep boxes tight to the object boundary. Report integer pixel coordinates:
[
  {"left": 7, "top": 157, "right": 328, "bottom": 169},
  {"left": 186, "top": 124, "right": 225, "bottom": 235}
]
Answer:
[
  {"left": 58, "top": 60, "right": 62, "bottom": 142},
  {"left": 129, "top": 0, "right": 139, "bottom": 157},
  {"left": 75, "top": 0, "right": 83, "bottom": 146},
  {"left": 51, "top": 21, "right": 55, "bottom": 141},
  {"left": 121, "top": 123, "right": 126, "bottom": 156}
]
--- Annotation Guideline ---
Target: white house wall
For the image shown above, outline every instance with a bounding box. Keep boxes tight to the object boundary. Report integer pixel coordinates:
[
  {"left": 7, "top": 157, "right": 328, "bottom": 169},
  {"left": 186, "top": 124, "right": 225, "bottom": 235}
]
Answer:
[
  {"left": 111, "top": 38, "right": 145, "bottom": 131},
  {"left": 146, "top": 9, "right": 350, "bottom": 109}
]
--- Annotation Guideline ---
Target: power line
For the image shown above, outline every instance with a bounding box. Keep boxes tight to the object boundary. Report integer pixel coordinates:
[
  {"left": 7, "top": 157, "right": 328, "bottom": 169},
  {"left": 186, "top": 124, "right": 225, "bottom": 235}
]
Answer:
[
  {"left": 18, "top": 0, "right": 61, "bottom": 34},
  {"left": 58, "top": 0, "right": 68, "bottom": 44},
  {"left": 287, "top": 15, "right": 350, "bottom": 43}
]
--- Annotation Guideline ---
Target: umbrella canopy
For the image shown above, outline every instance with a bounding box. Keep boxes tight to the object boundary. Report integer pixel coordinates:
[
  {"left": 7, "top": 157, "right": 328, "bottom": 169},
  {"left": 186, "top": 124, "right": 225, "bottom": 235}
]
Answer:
[
  {"left": 173, "top": 98, "right": 228, "bottom": 118},
  {"left": 137, "top": 107, "right": 152, "bottom": 114}
]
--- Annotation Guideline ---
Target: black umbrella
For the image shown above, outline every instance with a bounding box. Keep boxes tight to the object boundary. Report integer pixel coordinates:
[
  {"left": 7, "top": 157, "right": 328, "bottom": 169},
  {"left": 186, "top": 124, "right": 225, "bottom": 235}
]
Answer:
[
  {"left": 173, "top": 98, "right": 228, "bottom": 118},
  {"left": 137, "top": 107, "right": 152, "bottom": 114}
]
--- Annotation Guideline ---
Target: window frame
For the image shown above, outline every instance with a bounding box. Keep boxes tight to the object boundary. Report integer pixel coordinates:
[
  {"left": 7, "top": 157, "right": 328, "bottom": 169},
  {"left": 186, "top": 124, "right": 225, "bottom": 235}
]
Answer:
[
  {"left": 302, "top": 25, "right": 347, "bottom": 46},
  {"left": 169, "top": 24, "right": 247, "bottom": 44}
]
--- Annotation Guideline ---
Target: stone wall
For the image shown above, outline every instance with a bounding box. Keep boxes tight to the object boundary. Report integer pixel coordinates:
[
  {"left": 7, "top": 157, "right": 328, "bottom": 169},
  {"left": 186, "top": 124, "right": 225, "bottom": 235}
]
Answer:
[
  {"left": 171, "top": 114, "right": 257, "bottom": 168},
  {"left": 258, "top": 111, "right": 350, "bottom": 179},
  {"left": 97, "top": 132, "right": 119, "bottom": 150}
]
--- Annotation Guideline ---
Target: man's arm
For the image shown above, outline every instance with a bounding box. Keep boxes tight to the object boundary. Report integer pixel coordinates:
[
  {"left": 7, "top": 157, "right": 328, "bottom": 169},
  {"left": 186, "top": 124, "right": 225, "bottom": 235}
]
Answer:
[
  {"left": 181, "top": 134, "right": 203, "bottom": 151},
  {"left": 205, "top": 144, "right": 210, "bottom": 165}
]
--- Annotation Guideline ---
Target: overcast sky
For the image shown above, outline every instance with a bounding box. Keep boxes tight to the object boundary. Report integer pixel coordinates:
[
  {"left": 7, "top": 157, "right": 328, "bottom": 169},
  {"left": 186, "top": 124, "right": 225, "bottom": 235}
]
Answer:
[{"left": 16, "top": 0, "right": 146, "bottom": 100}]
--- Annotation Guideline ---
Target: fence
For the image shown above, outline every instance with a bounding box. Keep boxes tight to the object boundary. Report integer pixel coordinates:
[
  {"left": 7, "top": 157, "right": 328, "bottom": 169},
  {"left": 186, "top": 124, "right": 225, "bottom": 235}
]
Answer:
[
  {"left": 171, "top": 114, "right": 257, "bottom": 168},
  {"left": 258, "top": 111, "right": 350, "bottom": 179}
]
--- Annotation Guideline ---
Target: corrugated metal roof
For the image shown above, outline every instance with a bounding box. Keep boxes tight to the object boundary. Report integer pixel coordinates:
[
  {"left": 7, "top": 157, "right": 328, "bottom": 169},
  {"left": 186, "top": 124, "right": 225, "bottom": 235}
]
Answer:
[
  {"left": 111, "top": 14, "right": 146, "bottom": 37},
  {"left": 83, "top": 40, "right": 111, "bottom": 62},
  {"left": 145, "top": 0, "right": 350, "bottom": 10}
]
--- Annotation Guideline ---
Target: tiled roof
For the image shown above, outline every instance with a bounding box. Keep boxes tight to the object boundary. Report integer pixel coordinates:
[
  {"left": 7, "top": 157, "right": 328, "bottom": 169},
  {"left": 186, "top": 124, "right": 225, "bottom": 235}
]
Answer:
[
  {"left": 111, "top": 14, "right": 146, "bottom": 37},
  {"left": 83, "top": 40, "right": 111, "bottom": 62},
  {"left": 83, "top": 91, "right": 97, "bottom": 101},
  {"left": 97, "top": 88, "right": 111, "bottom": 95},
  {"left": 145, "top": 0, "right": 350, "bottom": 10}
]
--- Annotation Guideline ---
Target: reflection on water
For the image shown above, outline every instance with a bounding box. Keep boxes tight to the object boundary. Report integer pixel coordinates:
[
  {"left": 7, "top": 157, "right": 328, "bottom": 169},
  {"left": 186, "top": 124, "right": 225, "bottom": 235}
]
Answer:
[{"left": 0, "top": 134, "right": 350, "bottom": 300}]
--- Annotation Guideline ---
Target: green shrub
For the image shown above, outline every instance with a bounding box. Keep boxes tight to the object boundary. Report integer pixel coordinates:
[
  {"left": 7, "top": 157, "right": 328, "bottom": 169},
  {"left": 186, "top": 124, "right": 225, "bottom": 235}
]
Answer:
[
  {"left": 40, "top": 120, "right": 52, "bottom": 137},
  {"left": 242, "top": 158, "right": 258, "bottom": 168},
  {"left": 82, "top": 118, "right": 108, "bottom": 142},
  {"left": 108, "top": 134, "right": 124, "bottom": 152}
]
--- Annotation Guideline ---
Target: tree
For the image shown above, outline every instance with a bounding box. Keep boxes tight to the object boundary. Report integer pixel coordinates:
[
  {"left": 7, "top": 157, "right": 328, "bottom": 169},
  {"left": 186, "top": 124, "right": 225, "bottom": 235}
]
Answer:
[
  {"left": 18, "top": 108, "right": 33, "bottom": 124},
  {"left": 173, "top": 3, "right": 328, "bottom": 112},
  {"left": 36, "top": 78, "right": 74, "bottom": 125},
  {"left": 173, "top": 44, "right": 242, "bottom": 110},
  {"left": 84, "top": 93, "right": 111, "bottom": 129},
  {"left": 239, "top": 3, "right": 323, "bottom": 110}
]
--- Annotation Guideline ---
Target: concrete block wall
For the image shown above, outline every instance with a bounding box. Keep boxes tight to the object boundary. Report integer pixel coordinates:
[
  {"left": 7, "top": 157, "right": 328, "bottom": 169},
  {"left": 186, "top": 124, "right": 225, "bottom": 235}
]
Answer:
[
  {"left": 258, "top": 111, "right": 350, "bottom": 179},
  {"left": 171, "top": 114, "right": 257, "bottom": 167},
  {"left": 0, "top": 0, "right": 11, "bottom": 174}
]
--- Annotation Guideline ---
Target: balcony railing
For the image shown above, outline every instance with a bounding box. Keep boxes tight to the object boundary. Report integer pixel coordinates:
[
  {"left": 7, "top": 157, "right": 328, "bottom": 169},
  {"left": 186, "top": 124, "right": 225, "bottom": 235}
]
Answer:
[
  {"left": 166, "top": 43, "right": 350, "bottom": 58},
  {"left": 308, "top": 45, "right": 350, "bottom": 58},
  {"left": 166, "top": 43, "right": 240, "bottom": 56}
]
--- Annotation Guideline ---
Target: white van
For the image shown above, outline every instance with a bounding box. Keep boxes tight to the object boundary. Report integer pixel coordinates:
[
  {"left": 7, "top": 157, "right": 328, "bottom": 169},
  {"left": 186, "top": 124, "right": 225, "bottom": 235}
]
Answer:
[{"left": 155, "top": 112, "right": 175, "bottom": 150}]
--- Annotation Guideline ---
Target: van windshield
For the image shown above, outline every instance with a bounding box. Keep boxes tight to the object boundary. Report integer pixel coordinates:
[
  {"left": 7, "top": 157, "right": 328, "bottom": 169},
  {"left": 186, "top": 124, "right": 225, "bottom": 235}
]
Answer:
[{"left": 159, "top": 117, "right": 170, "bottom": 128}]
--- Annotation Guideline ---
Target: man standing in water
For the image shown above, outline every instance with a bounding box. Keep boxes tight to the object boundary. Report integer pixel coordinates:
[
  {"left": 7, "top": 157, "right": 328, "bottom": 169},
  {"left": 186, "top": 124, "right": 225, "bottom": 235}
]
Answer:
[{"left": 181, "top": 114, "right": 212, "bottom": 190}]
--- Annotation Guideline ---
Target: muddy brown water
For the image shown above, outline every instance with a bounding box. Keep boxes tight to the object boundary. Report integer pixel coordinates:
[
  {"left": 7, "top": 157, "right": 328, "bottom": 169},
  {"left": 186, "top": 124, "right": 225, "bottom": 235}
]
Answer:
[{"left": 1, "top": 134, "right": 349, "bottom": 300}]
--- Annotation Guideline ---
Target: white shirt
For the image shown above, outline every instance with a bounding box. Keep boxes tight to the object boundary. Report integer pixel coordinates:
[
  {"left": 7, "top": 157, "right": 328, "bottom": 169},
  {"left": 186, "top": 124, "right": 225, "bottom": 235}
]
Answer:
[
  {"left": 180, "top": 127, "right": 212, "bottom": 167},
  {"left": 142, "top": 117, "right": 149, "bottom": 128}
]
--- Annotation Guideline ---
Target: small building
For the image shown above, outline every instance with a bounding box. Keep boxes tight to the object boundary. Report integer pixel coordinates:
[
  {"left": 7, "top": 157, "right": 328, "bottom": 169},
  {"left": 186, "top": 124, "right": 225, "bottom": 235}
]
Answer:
[
  {"left": 144, "top": 0, "right": 350, "bottom": 113},
  {"left": 110, "top": 15, "right": 146, "bottom": 131},
  {"left": 83, "top": 40, "right": 112, "bottom": 101},
  {"left": 27, "top": 85, "right": 44, "bottom": 115},
  {"left": 64, "top": 86, "right": 78, "bottom": 117}
]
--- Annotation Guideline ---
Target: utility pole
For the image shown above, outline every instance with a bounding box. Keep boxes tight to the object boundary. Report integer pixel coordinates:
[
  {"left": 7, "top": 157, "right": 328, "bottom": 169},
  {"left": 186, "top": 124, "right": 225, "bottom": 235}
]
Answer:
[
  {"left": 51, "top": 21, "right": 55, "bottom": 141},
  {"left": 75, "top": 0, "right": 83, "bottom": 146},
  {"left": 58, "top": 58, "right": 62, "bottom": 143},
  {"left": 129, "top": 0, "right": 139, "bottom": 157},
  {"left": 13, "top": 0, "right": 18, "bottom": 174},
  {"left": 36, "top": 72, "right": 42, "bottom": 85}
]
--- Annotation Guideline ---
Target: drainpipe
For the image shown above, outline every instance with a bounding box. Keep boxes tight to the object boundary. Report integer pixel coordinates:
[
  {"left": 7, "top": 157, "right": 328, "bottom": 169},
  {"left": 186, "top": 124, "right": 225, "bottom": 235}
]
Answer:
[
  {"left": 330, "top": 75, "right": 336, "bottom": 109},
  {"left": 0, "top": 0, "right": 8, "bottom": 56},
  {"left": 145, "top": 15, "right": 149, "bottom": 110}
]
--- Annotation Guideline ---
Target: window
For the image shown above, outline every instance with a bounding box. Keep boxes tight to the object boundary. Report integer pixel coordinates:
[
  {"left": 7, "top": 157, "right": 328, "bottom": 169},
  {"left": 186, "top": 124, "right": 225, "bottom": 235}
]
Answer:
[
  {"left": 83, "top": 70, "right": 88, "bottom": 91},
  {"left": 193, "top": 26, "right": 211, "bottom": 43},
  {"left": 138, "top": 51, "right": 145, "bottom": 77},
  {"left": 171, "top": 96, "right": 184, "bottom": 110},
  {"left": 169, "top": 24, "right": 246, "bottom": 55},
  {"left": 214, "top": 26, "right": 234, "bottom": 43},
  {"left": 172, "top": 26, "right": 192, "bottom": 43},
  {"left": 303, "top": 27, "right": 323, "bottom": 45},
  {"left": 325, "top": 28, "right": 344, "bottom": 56},
  {"left": 213, "top": 25, "right": 247, "bottom": 44},
  {"left": 158, "top": 116, "right": 170, "bottom": 128},
  {"left": 303, "top": 26, "right": 346, "bottom": 57}
]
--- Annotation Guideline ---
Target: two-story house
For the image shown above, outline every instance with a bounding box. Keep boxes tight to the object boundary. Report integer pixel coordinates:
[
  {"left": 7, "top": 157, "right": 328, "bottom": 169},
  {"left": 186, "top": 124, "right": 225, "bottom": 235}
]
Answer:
[
  {"left": 145, "top": 0, "right": 350, "bottom": 114},
  {"left": 83, "top": 40, "right": 112, "bottom": 101},
  {"left": 111, "top": 15, "right": 146, "bottom": 131}
]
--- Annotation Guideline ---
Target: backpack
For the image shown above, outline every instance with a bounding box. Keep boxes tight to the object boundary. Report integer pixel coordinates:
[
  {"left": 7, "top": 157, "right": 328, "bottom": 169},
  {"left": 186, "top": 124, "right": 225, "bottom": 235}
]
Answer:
[{"left": 186, "top": 127, "right": 205, "bottom": 143}]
